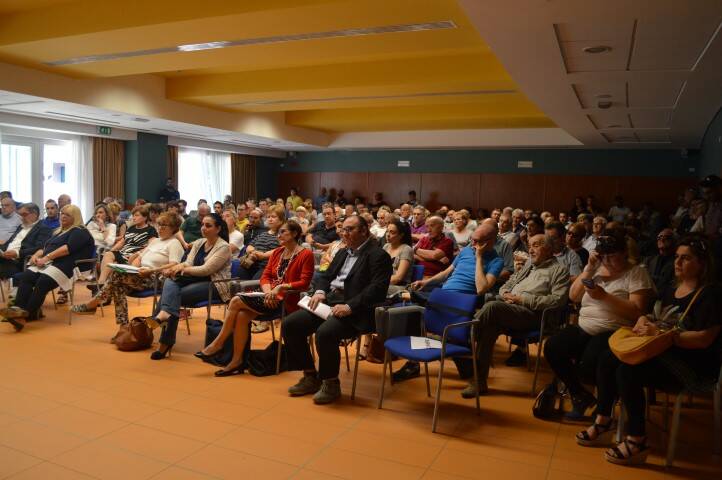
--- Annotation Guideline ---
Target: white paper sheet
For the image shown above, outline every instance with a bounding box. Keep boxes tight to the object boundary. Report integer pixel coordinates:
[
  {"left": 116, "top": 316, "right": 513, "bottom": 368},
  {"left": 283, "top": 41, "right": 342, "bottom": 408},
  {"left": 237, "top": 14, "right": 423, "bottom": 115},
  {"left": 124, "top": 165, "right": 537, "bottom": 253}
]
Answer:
[
  {"left": 108, "top": 263, "right": 140, "bottom": 274},
  {"left": 410, "top": 336, "right": 442, "bottom": 350},
  {"left": 239, "top": 291, "right": 266, "bottom": 297},
  {"left": 298, "top": 295, "right": 332, "bottom": 320}
]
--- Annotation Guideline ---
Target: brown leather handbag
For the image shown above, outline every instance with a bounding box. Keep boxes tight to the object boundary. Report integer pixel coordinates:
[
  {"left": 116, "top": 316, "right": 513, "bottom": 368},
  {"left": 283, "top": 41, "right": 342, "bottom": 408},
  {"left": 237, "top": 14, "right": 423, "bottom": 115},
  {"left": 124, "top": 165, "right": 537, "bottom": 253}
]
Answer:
[{"left": 115, "top": 317, "right": 154, "bottom": 351}]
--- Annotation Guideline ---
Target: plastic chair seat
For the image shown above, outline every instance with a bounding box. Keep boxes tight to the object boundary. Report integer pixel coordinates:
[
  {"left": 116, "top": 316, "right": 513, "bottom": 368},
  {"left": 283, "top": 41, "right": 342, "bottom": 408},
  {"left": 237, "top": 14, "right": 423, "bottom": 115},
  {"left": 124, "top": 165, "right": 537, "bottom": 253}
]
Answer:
[
  {"left": 127, "top": 289, "right": 156, "bottom": 299},
  {"left": 385, "top": 336, "right": 471, "bottom": 363}
]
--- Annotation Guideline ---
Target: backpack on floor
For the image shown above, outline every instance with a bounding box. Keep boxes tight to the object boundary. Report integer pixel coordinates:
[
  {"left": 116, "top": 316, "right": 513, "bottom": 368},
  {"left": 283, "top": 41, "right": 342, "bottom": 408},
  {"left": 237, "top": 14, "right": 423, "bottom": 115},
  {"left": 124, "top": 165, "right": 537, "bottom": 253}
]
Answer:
[{"left": 532, "top": 380, "right": 563, "bottom": 420}]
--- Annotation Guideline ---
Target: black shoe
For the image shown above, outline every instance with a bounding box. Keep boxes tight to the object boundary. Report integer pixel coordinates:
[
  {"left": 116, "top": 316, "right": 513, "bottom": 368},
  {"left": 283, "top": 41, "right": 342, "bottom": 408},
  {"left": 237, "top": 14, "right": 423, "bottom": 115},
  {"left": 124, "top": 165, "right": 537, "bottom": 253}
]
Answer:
[
  {"left": 565, "top": 389, "right": 597, "bottom": 420},
  {"left": 194, "top": 350, "right": 219, "bottom": 364},
  {"left": 214, "top": 363, "right": 245, "bottom": 377},
  {"left": 505, "top": 348, "right": 527, "bottom": 367},
  {"left": 392, "top": 361, "right": 420, "bottom": 382},
  {"left": 150, "top": 345, "right": 173, "bottom": 360},
  {"left": 87, "top": 284, "right": 99, "bottom": 295}
]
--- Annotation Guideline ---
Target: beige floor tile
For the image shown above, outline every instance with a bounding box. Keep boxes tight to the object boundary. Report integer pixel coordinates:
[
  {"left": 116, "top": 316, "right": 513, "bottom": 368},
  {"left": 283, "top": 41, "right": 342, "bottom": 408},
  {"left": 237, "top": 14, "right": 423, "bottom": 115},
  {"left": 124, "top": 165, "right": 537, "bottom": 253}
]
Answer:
[
  {"left": 68, "top": 390, "right": 163, "bottom": 422},
  {"left": 178, "top": 444, "right": 297, "bottom": 479},
  {"left": 213, "top": 425, "right": 325, "bottom": 466},
  {"left": 149, "top": 466, "right": 216, "bottom": 480},
  {"left": 31, "top": 405, "right": 128, "bottom": 439},
  {"left": 0, "top": 412, "right": 20, "bottom": 427},
  {"left": 420, "top": 471, "right": 475, "bottom": 480},
  {"left": 136, "top": 408, "right": 237, "bottom": 443},
  {"left": 244, "top": 410, "right": 347, "bottom": 445},
  {"left": 0, "top": 445, "right": 43, "bottom": 479},
  {"left": 445, "top": 435, "right": 553, "bottom": 468},
  {"left": 169, "top": 395, "right": 265, "bottom": 426},
  {"left": 430, "top": 447, "right": 547, "bottom": 479},
  {"left": 305, "top": 447, "right": 426, "bottom": 480},
  {"left": 545, "top": 469, "right": 602, "bottom": 480},
  {"left": 6, "top": 461, "right": 96, "bottom": 480},
  {"left": 292, "top": 469, "right": 346, "bottom": 480},
  {"left": 52, "top": 441, "right": 169, "bottom": 480},
  {"left": 0, "top": 387, "right": 62, "bottom": 419},
  {"left": 96, "top": 424, "right": 206, "bottom": 464},
  {"left": 0, "top": 420, "right": 87, "bottom": 460},
  {"left": 331, "top": 429, "right": 443, "bottom": 468}
]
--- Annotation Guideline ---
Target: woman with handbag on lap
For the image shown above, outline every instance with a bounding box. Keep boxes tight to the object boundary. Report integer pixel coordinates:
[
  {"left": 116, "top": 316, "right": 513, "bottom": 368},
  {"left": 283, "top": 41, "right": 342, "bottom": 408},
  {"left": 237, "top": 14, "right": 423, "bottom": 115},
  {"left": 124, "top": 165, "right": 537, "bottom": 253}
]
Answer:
[
  {"left": 145, "top": 212, "right": 232, "bottom": 360},
  {"left": 196, "top": 220, "right": 313, "bottom": 376},
  {"left": 1, "top": 205, "right": 94, "bottom": 331},
  {"left": 544, "top": 223, "right": 654, "bottom": 419},
  {"left": 577, "top": 234, "right": 722, "bottom": 465}
]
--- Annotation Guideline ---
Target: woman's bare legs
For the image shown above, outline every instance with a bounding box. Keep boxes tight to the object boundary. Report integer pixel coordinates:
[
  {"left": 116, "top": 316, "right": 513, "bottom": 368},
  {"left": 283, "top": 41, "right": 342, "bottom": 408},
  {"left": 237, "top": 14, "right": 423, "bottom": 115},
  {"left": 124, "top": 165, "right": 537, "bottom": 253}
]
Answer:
[
  {"left": 202, "top": 296, "right": 253, "bottom": 355},
  {"left": 219, "top": 309, "right": 255, "bottom": 371},
  {"left": 97, "top": 251, "right": 116, "bottom": 284}
]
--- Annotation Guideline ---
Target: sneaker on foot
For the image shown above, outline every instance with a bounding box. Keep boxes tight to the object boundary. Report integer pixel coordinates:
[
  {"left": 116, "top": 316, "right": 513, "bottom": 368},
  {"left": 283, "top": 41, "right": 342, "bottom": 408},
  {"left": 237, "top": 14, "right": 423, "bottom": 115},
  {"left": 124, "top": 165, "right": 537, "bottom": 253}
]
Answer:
[
  {"left": 313, "top": 379, "right": 341, "bottom": 405},
  {"left": 461, "top": 380, "right": 488, "bottom": 398},
  {"left": 288, "top": 375, "right": 321, "bottom": 396},
  {"left": 391, "top": 361, "right": 420, "bottom": 382},
  {"left": 504, "top": 348, "right": 527, "bottom": 367}
]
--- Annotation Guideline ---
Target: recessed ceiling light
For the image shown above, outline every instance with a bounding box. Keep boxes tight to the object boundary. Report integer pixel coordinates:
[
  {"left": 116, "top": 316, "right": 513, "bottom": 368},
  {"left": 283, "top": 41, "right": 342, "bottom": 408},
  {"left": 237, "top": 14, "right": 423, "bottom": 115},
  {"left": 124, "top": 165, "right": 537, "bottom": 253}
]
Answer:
[
  {"left": 597, "top": 100, "right": 613, "bottom": 109},
  {"left": 583, "top": 45, "right": 612, "bottom": 54}
]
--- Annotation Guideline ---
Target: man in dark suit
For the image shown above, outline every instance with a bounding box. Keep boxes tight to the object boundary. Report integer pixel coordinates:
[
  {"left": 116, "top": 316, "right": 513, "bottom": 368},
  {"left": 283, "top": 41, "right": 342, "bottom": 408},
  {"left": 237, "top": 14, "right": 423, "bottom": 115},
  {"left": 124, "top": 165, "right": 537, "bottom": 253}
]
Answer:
[
  {"left": 283, "top": 215, "right": 392, "bottom": 404},
  {"left": 0, "top": 203, "right": 53, "bottom": 279}
]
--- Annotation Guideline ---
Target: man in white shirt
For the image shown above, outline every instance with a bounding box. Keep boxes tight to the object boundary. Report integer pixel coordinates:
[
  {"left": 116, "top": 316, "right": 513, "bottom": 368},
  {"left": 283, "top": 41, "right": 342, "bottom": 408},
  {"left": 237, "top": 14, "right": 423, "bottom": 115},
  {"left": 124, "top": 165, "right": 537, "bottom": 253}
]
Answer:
[
  {"left": 582, "top": 216, "right": 607, "bottom": 253},
  {"left": 0, "top": 203, "right": 53, "bottom": 278},
  {"left": 608, "top": 196, "right": 631, "bottom": 223},
  {"left": 0, "top": 196, "right": 22, "bottom": 246}
]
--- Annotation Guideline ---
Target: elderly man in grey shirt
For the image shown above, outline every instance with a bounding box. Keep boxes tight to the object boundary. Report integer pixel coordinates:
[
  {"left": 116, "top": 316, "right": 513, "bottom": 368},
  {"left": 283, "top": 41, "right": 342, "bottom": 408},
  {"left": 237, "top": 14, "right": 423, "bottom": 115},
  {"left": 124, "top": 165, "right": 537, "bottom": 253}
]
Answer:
[
  {"left": 545, "top": 221, "right": 582, "bottom": 280},
  {"left": 462, "top": 233, "right": 570, "bottom": 398},
  {"left": 0, "top": 197, "right": 22, "bottom": 245}
]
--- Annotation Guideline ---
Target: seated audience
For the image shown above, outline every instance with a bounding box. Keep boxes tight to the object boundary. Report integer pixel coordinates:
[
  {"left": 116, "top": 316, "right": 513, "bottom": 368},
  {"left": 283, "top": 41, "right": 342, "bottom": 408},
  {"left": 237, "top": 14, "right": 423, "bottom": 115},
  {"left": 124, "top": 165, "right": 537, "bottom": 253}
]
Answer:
[
  {"left": 222, "top": 208, "right": 244, "bottom": 255},
  {"left": 583, "top": 216, "right": 607, "bottom": 252},
  {"left": 520, "top": 215, "right": 544, "bottom": 250},
  {"left": 243, "top": 208, "right": 268, "bottom": 245},
  {"left": 287, "top": 187, "right": 303, "bottom": 210},
  {"left": 235, "top": 203, "right": 249, "bottom": 232},
  {"left": 145, "top": 213, "right": 232, "bottom": 359},
  {"left": 148, "top": 203, "right": 163, "bottom": 231},
  {"left": 449, "top": 210, "right": 473, "bottom": 248},
  {"left": 213, "top": 201, "right": 224, "bottom": 215},
  {"left": 399, "top": 203, "right": 412, "bottom": 223},
  {"left": 570, "top": 196, "right": 585, "bottom": 219},
  {"left": 239, "top": 205, "right": 283, "bottom": 280},
  {"left": 545, "top": 224, "right": 653, "bottom": 419},
  {"left": 370, "top": 208, "right": 390, "bottom": 240},
  {"left": 180, "top": 203, "right": 210, "bottom": 247},
  {"left": 0, "top": 203, "right": 53, "bottom": 279},
  {"left": 465, "top": 233, "right": 570, "bottom": 395},
  {"left": 318, "top": 219, "right": 346, "bottom": 271},
  {"left": 291, "top": 206, "right": 311, "bottom": 233},
  {"left": 0, "top": 196, "right": 22, "bottom": 245},
  {"left": 1, "top": 205, "right": 94, "bottom": 331},
  {"left": 197, "top": 220, "right": 314, "bottom": 376},
  {"left": 282, "top": 215, "right": 391, "bottom": 404},
  {"left": 305, "top": 204, "right": 339, "bottom": 251},
  {"left": 42, "top": 199, "right": 60, "bottom": 229},
  {"left": 513, "top": 251, "right": 529, "bottom": 271},
  {"left": 87, "top": 204, "right": 117, "bottom": 252},
  {"left": 96, "top": 205, "right": 157, "bottom": 288},
  {"left": 566, "top": 222, "right": 590, "bottom": 266},
  {"left": 546, "top": 221, "right": 582, "bottom": 280},
  {"left": 499, "top": 213, "right": 520, "bottom": 250},
  {"left": 314, "top": 187, "right": 328, "bottom": 211},
  {"left": 641, "top": 227, "right": 676, "bottom": 294},
  {"left": 609, "top": 196, "right": 631, "bottom": 223},
  {"left": 582, "top": 234, "right": 721, "bottom": 466},
  {"left": 413, "top": 216, "right": 454, "bottom": 277},
  {"left": 410, "top": 206, "right": 428, "bottom": 242},
  {"left": 71, "top": 213, "right": 184, "bottom": 331},
  {"left": 383, "top": 217, "right": 414, "bottom": 294}
]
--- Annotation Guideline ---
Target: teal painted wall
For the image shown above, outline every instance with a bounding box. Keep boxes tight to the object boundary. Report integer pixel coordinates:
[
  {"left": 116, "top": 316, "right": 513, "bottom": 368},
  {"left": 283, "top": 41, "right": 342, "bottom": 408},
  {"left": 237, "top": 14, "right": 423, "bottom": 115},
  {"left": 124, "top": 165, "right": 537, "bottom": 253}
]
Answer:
[
  {"left": 281, "top": 148, "right": 698, "bottom": 177},
  {"left": 256, "top": 157, "right": 277, "bottom": 199},
  {"left": 699, "top": 108, "right": 722, "bottom": 179},
  {"left": 124, "top": 133, "right": 168, "bottom": 203}
]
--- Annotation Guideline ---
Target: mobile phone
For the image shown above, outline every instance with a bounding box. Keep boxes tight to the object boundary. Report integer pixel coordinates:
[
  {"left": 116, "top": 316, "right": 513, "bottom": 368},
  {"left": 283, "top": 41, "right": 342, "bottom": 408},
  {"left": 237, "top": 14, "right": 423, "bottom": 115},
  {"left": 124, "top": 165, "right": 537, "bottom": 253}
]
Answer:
[{"left": 582, "top": 278, "right": 596, "bottom": 289}]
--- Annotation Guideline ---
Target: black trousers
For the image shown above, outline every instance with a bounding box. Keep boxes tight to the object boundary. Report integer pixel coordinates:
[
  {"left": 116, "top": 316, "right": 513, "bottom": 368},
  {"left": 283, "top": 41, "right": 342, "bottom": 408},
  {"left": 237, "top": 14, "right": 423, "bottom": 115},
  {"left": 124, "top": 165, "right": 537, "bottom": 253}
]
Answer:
[
  {"left": 544, "top": 325, "right": 613, "bottom": 397},
  {"left": 14, "top": 270, "right": 58, "bottom": 320},
  {"left": 282, "top": 292, "right": 361, "bottom": 380},
  {"left": 0, "top": 258, "right": 21, "bottom": 279}
]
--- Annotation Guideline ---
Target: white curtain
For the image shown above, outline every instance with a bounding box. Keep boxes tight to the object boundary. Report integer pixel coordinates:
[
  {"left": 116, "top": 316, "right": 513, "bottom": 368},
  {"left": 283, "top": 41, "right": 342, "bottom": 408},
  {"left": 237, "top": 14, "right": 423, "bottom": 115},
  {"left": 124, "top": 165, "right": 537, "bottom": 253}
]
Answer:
[
  {"left": 178, "top": 147, "right": 231, "bottom": 208},
  {"left": 69, "top": 136, "right": 94, "bottom": 222}
]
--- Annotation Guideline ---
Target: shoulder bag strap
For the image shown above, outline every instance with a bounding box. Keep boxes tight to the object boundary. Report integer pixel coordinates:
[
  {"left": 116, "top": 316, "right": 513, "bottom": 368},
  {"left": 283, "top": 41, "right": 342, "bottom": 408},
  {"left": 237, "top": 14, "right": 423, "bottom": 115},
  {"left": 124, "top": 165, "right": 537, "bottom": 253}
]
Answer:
[{"left": 676, "top": 286, "right": 705, "bottom": 329}]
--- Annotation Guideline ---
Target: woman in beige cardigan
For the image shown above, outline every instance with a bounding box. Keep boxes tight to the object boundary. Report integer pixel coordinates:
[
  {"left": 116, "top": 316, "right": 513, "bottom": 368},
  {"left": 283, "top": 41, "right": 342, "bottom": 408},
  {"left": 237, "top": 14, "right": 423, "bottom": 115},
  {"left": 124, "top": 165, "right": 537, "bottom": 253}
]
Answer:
[{"left": 146, "top": 213, "right": 231, "bottom": 360}]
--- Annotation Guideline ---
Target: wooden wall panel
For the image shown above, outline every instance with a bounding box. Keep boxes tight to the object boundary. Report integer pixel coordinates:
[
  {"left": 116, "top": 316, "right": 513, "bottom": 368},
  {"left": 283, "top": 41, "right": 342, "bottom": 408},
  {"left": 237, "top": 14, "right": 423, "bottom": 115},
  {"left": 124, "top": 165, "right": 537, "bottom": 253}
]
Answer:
[
  {"left": 319, "top": 172, "right": 369, "bottom": 201},
  {"left": 479, "top": 174, "right": 545, "bottom": 212},
  {"left": 275, "top": 172, "right": 320, "bottom": 201},
  {"left": 542, "top": 175, "right": 618, "bottom": 216},
  {"left": 420, "top": 173, "right": 480, "bottom": 213},
  {"left": 368, "top": 172, "right": 421, "bottom": 208},
  {"left": 616, "top": 176, "right": 695, "bottom": 213}
]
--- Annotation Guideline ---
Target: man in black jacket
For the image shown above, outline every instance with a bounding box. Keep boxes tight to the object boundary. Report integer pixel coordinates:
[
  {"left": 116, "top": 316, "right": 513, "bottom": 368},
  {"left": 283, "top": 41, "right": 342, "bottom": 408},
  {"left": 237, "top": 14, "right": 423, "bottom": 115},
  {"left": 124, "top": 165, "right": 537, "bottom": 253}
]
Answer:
[
  {"left": 0, "top": 203, "right": 53, "bottom": 279},
  {"left": 283, "top": 215, "right": 392, "bottom": 404}
]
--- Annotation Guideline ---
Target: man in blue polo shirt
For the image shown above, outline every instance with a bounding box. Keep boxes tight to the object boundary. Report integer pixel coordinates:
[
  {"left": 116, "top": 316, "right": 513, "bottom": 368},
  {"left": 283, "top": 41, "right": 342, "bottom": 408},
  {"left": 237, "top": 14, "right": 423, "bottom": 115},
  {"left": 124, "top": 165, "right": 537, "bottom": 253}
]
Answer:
[{"left": 392, "top": 222, "right": 504, "bottom": 381}]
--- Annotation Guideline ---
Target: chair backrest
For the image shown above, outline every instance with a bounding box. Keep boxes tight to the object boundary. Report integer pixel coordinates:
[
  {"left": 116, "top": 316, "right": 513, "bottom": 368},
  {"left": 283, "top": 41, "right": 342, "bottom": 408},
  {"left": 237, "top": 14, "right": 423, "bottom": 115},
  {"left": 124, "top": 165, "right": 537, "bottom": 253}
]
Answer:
[
  {"left": 230, "top": 258, "right": 241, "bottom": 278},
  {"left": 411, "top": 264, "right": 425, "bottom": 282},
  {"left": 424, "top": 288, "right": 478, "bottom": 344}
]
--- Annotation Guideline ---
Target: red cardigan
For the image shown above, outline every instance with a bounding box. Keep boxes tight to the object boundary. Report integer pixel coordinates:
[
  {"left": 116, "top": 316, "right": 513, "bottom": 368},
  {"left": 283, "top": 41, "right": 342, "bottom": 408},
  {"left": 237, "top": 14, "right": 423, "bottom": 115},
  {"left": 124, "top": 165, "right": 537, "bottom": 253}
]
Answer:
[{"left": 260, "top": 247, "right": 315, "bottom": 313}]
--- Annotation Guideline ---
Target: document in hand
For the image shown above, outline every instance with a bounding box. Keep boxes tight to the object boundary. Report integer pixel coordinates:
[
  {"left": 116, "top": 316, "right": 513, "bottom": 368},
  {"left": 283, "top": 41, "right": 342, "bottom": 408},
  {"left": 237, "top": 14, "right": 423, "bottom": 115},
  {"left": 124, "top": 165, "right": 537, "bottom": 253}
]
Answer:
[
  {"left": 108, "top": 263, "right": 140, "bottom": 274},
  {"left": 298, "top": 295, "right": 332, "bottom": 321},
  {"left": 410, "top": 336, "right": 443, "bottom": 350},
  {"left": 240, "top": 291, "right": 266, "bottom": 298}
]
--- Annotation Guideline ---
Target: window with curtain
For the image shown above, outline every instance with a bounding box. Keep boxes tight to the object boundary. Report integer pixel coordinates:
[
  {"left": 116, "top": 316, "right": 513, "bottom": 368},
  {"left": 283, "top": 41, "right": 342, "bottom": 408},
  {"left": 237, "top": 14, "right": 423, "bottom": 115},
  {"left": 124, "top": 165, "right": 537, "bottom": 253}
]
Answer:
[{"left": 177, "top": 147, "right": 231, "bottom": 209}]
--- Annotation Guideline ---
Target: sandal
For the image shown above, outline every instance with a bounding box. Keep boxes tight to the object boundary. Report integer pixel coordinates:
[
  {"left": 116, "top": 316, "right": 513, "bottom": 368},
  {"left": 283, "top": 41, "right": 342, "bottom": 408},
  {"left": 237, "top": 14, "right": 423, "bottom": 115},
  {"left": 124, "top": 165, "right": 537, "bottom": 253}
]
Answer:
[
  {"left": 605, "top": 437, "right": 649, "bottom": 465},
  {"left": 70, "top": 304, "right": 97, "bottom": 315},
  {"left": 576, "top": 420, "right": 615, "bottom": 447},
  {"left": 56, "top": 291, "right": 68, "bottom": 305}
]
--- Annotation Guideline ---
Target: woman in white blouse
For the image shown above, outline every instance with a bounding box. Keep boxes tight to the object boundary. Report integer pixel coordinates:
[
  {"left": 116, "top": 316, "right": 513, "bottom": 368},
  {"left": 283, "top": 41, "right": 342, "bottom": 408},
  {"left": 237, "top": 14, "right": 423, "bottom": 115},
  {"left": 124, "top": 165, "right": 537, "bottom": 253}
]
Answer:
[
  {"left": 222, "top": 208, "right": 245, "bottom": 255},
  {"left": 87, "top": 204, "right": 117, "bottom": 252}
]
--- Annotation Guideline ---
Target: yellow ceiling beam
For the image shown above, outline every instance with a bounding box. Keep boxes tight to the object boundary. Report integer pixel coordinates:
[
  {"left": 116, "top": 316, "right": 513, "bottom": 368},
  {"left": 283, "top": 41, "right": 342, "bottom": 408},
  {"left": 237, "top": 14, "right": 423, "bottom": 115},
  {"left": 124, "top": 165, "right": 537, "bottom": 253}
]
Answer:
[{"left": 286, "top": 98, "right": 556, "bottom": 132}]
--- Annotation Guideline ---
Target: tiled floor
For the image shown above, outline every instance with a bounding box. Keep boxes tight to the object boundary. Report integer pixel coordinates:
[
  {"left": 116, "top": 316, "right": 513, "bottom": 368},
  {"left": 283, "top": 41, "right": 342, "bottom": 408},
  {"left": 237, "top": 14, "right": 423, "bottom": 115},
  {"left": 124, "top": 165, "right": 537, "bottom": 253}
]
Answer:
[{"left": 1, "top": 288, "right": 720, "bottom": 479}]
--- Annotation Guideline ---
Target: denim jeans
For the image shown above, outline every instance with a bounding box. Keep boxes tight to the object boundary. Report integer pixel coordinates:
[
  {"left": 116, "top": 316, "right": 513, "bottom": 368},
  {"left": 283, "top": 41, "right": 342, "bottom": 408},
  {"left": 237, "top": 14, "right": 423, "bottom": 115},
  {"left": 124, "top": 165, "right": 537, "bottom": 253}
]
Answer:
[{"left": 156, "top": 278, "right": 220, "bottom": 346}]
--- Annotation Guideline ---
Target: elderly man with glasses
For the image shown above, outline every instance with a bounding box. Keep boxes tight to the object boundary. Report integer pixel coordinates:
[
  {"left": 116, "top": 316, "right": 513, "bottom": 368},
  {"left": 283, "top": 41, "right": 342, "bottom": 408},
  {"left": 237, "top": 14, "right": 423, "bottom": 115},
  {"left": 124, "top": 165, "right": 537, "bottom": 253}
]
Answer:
[
  {"left": 1, "top": 203, "right": 53, "bottom": 279},
  {"left": 641, "top": 228, "right": 677, "bottom": 294},
  {"left": 0, "top": 196, "right": 22, "bottom": 246}
]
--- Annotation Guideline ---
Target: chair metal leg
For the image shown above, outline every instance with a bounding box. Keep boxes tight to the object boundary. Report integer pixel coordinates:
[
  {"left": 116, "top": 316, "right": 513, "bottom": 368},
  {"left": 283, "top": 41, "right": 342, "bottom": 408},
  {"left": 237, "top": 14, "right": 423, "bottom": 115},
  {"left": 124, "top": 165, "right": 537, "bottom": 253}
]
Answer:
[
  {"left": 525, "top": 340, "right": 532, "bottom": 372},
  {"left": 270, "top": 320, "right": 276, "bottom": 342},
  {"left": 665, "top": 393, "right": 684, "bottom": 467},
  {"left": 351, "top": 336, "right": 362, "bottom": 400},
  {"left": 616, "top": 402, "right": 625, "bottom": 443},
  {"left": 343, "top": 341, "right": 351, "bottom": 372},
  {"left": 664, "top": 393, "right": 670, "bottom": 432},
  {"left": 51, "top": 289, "right": 58, "bottom": 310},
  {"left": 714, "top": 386, "right": 721, "bottom": 455},
  {"left": 531, "top": 338, "right": 544, "bottom": 397},
  {"left": 0, "top": 280, "right": 6, "bottom": 303},
  {"left": 424, "top": 362, "right": 431, "bottom": 397},
  {"left": 67, "top": 286, "right": 74, "bottom": 325},
  {"left": 431, "top": 354, "right": 446, "bottom": 433},
  {"left": 471, "top": 344, "right": 481, "bottom": 415},
  {"left": 378, "top": 350, "right": 390, "bottom": 409},
  {"left": 275, "top": 322, "right": 283, "bottom": 375}
]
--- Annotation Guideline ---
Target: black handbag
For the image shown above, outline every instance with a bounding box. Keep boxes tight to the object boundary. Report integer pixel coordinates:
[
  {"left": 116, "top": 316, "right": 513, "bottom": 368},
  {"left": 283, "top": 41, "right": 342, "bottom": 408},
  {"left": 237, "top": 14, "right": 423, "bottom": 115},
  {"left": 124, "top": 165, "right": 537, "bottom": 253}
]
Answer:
[{"left": 248, "top": 340, "right": 287, "bottom": 376}]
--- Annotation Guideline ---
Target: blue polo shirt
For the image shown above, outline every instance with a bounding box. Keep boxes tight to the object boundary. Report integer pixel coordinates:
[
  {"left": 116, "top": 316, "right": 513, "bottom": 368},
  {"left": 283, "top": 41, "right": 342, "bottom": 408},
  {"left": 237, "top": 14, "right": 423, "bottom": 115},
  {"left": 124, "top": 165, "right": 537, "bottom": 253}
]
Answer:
[{"left": 443, "top": 246, "right": 504, "bottom": 294}]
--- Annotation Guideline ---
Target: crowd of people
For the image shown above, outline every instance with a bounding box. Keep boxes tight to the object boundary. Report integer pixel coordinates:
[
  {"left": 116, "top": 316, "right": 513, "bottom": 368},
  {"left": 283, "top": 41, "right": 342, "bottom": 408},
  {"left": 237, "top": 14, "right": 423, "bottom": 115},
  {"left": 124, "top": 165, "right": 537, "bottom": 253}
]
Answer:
[{"left": 1, "top": 173, "right": 722, "bottom": 467}]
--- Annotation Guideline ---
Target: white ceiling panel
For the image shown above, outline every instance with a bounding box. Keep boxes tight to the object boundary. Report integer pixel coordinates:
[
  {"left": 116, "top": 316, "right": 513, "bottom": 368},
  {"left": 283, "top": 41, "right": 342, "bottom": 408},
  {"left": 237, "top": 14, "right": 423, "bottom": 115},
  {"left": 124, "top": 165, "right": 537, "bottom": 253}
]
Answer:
[
  {"left": 560, "top": 41, "right": 629, "bottom": 72},
  {"left": 628, "top": 77, "right": 685, "bottom": 107},
  {"left": 572, "top": 82, "right": 626, "bottom": 108},
  {"left": 629, "top": 110, "right": 672, "bottom": 128},
  {"left": 586, "top": 111, "right": 632, "bottom": 129},
  {"left": 635, "top": 131, "right": 671, "bottom": 143}
]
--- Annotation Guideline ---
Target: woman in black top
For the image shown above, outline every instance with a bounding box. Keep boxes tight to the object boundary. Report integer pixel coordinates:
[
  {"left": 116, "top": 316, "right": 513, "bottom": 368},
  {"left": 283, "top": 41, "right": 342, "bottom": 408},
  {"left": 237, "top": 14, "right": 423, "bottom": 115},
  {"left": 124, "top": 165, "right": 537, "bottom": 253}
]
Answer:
[
  {"left": 576, "top": 234, "right": 722, "bottom": 465},
  {"left": 1, "top": 205, "right": 94, "bottom": 331}
]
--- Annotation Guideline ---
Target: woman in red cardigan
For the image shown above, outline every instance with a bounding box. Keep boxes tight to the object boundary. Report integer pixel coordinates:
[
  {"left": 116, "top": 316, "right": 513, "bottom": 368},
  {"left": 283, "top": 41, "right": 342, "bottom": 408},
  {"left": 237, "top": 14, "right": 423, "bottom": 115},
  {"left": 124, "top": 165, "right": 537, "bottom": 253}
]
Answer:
[{"left": 197, "top": 220, "right": 314, "bottom": 376}]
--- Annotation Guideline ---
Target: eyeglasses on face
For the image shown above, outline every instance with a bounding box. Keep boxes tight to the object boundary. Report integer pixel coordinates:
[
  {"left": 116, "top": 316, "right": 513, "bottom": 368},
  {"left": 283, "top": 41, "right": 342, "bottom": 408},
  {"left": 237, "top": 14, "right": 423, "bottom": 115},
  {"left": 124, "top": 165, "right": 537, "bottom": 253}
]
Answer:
[
  {"left": 341, "top": 226, "right": 358, "bottom": 233},
  {"left": 657, "top": 235, "right": 673, "bottom": 241}
]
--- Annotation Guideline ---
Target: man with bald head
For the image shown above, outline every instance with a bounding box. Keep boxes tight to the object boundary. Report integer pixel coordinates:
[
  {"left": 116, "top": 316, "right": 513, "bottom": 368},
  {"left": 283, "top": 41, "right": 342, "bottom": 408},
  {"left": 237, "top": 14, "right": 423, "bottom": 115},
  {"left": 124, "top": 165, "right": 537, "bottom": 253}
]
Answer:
[
  {"left": 393, "top": 224, "right": 505, "bottom": 382},
  {"left": 413, "top": 216, "right": 454, "bottom": 277},
  {"left": 462, "top": 233, "right": 570, "bottom": 397},
  {"left": 57, "top": 194, "right": 71, "bottom": 209},
  {"left": 179, "top": 202, "right": 210, "bottom": 248}
]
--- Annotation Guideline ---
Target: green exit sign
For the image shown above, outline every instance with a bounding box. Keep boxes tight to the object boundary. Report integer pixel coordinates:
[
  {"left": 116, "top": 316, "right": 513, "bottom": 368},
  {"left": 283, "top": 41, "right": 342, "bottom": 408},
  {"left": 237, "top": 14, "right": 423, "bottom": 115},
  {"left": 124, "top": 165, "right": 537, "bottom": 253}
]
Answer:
[{"left": 97, "top": 126, "right": 112, "bottom": 135}]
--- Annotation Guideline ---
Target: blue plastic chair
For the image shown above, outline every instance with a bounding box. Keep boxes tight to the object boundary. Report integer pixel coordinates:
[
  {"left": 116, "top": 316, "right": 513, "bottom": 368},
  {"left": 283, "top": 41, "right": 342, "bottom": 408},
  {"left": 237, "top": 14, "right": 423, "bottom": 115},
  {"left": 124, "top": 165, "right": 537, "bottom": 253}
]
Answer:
[
  {"left": 410, "top": 264, "right": 425, "bottom": 282},
  {"left": 377, "top": 288, "right": 480, "bottom": 432}
]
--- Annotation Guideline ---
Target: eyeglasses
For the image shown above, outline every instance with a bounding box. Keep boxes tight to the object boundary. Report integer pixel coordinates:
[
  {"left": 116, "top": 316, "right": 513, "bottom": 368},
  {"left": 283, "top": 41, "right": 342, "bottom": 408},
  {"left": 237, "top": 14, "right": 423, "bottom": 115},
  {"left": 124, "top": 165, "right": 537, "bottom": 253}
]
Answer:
[
  {"left": 341, "top": 226, "right": 358, "bottom": 233},
  {"left": 657, "top": 235, "right": 673, "bottom": 241}
]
